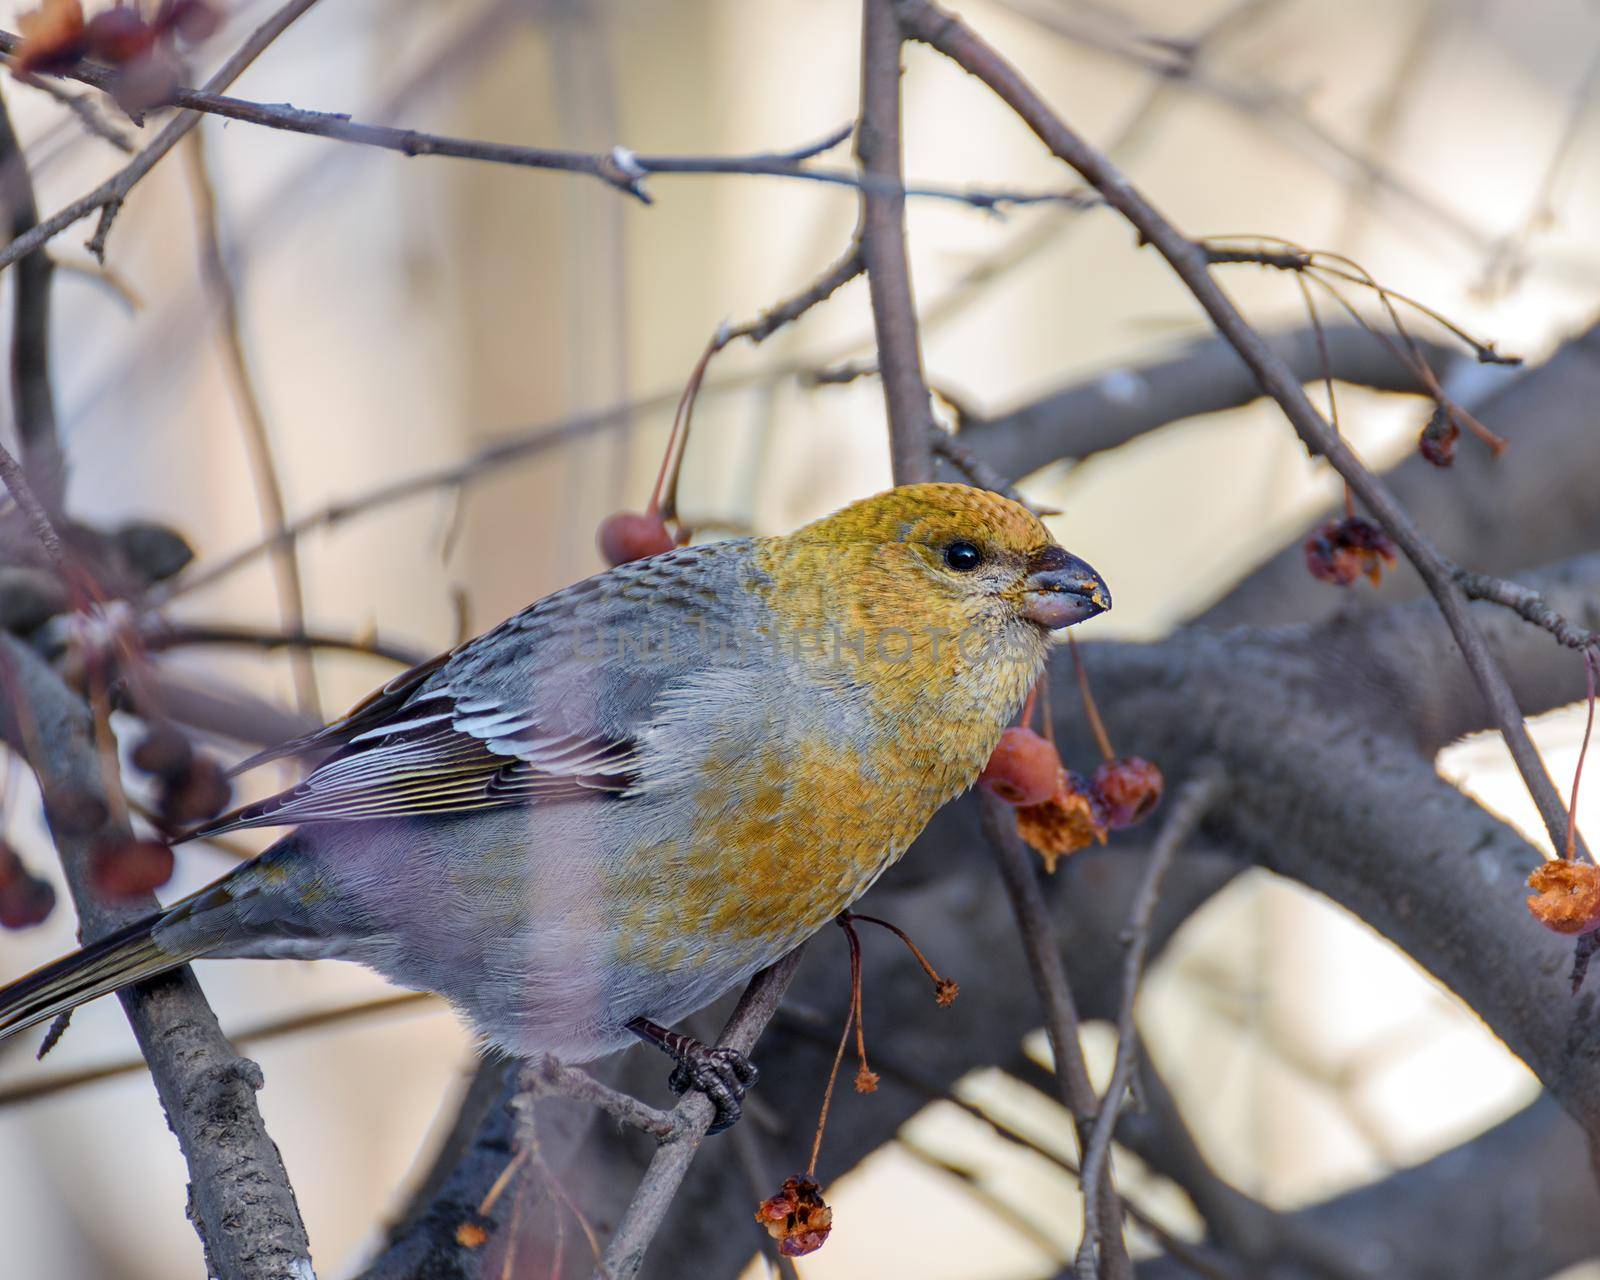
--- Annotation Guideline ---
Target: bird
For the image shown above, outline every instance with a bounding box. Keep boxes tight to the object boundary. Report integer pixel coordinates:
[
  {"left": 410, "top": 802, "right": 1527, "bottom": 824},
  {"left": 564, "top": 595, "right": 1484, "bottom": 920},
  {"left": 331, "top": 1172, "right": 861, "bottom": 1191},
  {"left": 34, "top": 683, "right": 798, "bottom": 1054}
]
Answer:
[{"left": 0, "top": 482, "right": 1109, "bottom": 1128}]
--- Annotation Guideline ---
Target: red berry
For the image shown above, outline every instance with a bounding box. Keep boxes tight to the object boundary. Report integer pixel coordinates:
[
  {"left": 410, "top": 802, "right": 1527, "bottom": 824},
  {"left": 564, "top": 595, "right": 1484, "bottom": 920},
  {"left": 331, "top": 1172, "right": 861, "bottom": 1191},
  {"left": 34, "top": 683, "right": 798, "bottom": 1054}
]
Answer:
[
  {"left": 0, "top": 874, "right": 56, "bottom": 929},
  {"left": 979, "top": 727, "right": 1061, "bottom": 806},
  {"left": 597, "top": 511, "right": 676, "bottom": 566},
  {"left": 1091, "top": 756, "right": 1164, "bottom": 829},
  {"left": 131, "top": 723, "right": 193, "bottom": 781},
  {"left": 90, "top": 839, "right": 174, "bottom": 898},
  {"left": 160, "top": 754, "right": 231, "bottom": 826},
  {"left": 84, "top": 7, "right": 156, "bottom": 63}
]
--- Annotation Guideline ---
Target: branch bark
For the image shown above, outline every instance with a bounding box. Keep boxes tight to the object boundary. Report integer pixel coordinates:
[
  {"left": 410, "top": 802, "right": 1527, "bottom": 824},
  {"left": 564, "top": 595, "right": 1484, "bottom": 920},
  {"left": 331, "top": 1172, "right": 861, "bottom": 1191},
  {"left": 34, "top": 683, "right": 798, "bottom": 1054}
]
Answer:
[
  {"left": 857, "top": 0, "right": 936, "bottom": 484},
  {"left": 0, "top": 635, "right": 311, "bottom": 1278}
]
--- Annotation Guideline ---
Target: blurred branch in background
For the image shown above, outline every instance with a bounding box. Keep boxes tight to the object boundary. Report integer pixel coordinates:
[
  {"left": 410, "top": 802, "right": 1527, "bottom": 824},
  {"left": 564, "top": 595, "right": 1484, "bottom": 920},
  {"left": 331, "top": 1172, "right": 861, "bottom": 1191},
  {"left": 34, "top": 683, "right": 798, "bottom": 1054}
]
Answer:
[{"left": 1, "top": 0, "right": 1600, "bottom": 1277}]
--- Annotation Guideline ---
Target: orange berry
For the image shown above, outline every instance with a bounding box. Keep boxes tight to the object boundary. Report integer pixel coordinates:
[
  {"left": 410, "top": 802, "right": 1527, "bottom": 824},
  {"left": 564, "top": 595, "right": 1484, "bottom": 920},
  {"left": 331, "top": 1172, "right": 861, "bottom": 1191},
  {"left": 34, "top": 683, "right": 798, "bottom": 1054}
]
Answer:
[
  {"left": 597, "top": 511, "right": 676, "bottom": 566},
  {"left": 1527, "top": 861, "right": 1600, "bottom": 936},
  {"left": 979, "top": 727, "right": 1060, "bottom": 807}
]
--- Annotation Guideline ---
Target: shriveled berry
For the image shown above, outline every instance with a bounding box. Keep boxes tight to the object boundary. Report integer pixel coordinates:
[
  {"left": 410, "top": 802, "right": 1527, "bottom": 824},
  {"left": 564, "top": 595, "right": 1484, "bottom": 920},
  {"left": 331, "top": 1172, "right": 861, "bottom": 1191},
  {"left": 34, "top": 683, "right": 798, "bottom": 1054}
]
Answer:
[
  {"left": 755, "top": 1175, "right": 833, "bottom": 1259},
  {"left": 597, "top": 511, "right": 675, "bottom": 566},
  {"left": 1016, "top": 768, "right": 1108, "bottom": 872},
  {"left": 1304, "top": 516, "right": 1398, "bottom": 588},
  {"left": 108, "top": 46, "right": 180, "bottom": 114},
  {"left": 131, "top": 723, "right": 193, "bottom": 781},
  {"left": 1527, "top": 860, "right": 1600, "bottom": 936},
  {"left": 1092, "top": 756, "right": 1164, "bottom": 829},
  {"left": 90, "top": 839, "right": 174, "bottom": 898},
  {"left": 160, "top": 754, "right": 231, "bottom": 826},
  {"left": 979, "top": 727, "right": 1060, "bottom": 806},
  {"left": 0, "top": 874, "right": 56, "bottom": 929},
  {"left": 1419, "top": 405, "right": 1459, "bottom": 467}
]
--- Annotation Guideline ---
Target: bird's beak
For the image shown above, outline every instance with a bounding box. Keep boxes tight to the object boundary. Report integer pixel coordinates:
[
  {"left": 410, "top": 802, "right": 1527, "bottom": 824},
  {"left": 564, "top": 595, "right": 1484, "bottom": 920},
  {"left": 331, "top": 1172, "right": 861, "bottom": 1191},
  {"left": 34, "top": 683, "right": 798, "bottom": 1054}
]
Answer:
[{"left": 1021, "top": 546, "right": 1111, "bottom": 630}]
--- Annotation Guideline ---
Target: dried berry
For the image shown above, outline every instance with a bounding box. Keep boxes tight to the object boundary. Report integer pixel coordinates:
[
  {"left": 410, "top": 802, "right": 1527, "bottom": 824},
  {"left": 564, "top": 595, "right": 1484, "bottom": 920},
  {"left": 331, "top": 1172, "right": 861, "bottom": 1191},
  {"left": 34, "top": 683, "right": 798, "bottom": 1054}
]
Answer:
[
  {"left": 453, "top": 1221, "right": 488, "bottom": 1249},
  {"left": 12, "top": 0, "right": 87, "bottom": 76},
  {"left": 1015, "top": 768, "right": 1107, "bottom": 872},
  {"left": 131, "top": 723, "right": 194, "bottom": 781},
  {"left": 90, "top": 839, "right": 174, "bottom": 898},
  {"left": 853, "top": 1064, "right": 879, "bottom": 1094},
  {"left": 755, "top": 1175, "right": 833, "bottom": 1259},
  {"left": 1419, "top": 405, "right": 1459, "bottom": 467},
  {"left": 979, "top": 727, "right": 1061, "bottom": 807},
  {"left": 1527, "top": 860, "right": 1600, "bottom": 936},
  {"left": 1092, "top": 756, "right": 1164, "bottom": 829},
  {"left": 1304, "top": 516, "right": 1399, "bottom": 588},
  {"left": 597, "top": 510, "right": 676, "bottom": 567},
  {"left": 0, "top": 874, "right": 56, "bottom": 929},
  {"left": 159, "top": 756, "right": 232, "bottom": 827},
  {"left": 933, "top": 977, "right": 959, "bottom": 1007}
]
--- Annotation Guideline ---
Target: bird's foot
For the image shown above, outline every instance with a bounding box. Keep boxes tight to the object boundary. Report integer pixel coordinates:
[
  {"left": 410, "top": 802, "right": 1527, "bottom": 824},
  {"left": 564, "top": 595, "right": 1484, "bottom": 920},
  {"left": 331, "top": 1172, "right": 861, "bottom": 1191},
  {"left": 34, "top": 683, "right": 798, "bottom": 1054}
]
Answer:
[{"left": 627, "top": 1017, "right": 759, "bottom": 1135}]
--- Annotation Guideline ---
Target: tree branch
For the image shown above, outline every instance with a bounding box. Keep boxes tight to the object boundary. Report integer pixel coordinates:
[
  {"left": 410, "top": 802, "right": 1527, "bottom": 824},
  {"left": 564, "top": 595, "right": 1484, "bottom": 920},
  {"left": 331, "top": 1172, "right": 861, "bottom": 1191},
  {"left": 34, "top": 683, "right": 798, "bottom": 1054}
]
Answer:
[
  {"left": 0, "top": 635, "right": 311, "bottom": 1278},
  {"left": 0, "top": 83, "right": 63, "bottom": 506},
  {"left": 857, "top": 0, "right": 936, "bottom": 484},
  {"left": 897, "top": 0, "right": 1583, "bottom": 863},
  {"left": 956, "top": 324, "right": 1462, "bottom": 483}
]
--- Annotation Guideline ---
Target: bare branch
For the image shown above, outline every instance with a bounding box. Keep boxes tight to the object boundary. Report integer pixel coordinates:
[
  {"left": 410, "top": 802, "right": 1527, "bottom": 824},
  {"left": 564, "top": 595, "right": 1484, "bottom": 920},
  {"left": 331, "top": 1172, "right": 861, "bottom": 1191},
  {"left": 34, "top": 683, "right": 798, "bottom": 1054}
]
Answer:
[
  {"left": 857, "top": 0, "right": 936, "bottom": 484},
  {"left": 184, "top": 128, "right": 321, "bottom": 719},
  {"left": 0, "top": 0, "right": 324, "bottom": 273},
  {"left": 598, "top": 949, "right": 805, "bottom": 1279},
  {"left": 979, "top": 791, "right": 1133, "bottom": 1279},
  {"left": 0, "top": 83, "right": 62, "bottom": 506},
  {"left": 0, "top": 635, "right": 311, "bottom": 1277},
  {"left": 1075, "top": 766, "right": 1223, "bottom": 1279},
  {"left": 898, "top": 0, "right": 1583, "bottom": 862}
]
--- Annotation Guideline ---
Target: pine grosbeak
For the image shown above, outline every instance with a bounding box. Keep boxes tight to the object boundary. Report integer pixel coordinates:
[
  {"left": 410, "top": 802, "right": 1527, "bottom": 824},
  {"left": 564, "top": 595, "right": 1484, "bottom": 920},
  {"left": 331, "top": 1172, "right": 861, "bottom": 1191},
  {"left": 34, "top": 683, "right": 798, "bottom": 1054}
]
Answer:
[{"left": 0, "top": 483, "right": 1108, "bottom": 1126}]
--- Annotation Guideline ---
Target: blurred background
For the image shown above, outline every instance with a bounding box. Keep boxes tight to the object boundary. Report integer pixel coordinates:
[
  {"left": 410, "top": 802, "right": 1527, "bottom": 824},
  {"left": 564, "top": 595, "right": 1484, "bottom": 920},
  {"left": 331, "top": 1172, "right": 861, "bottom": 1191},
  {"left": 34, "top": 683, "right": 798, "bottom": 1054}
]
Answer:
[{"left": 0, "top": 0, "right": 1597, "bottom": 1275}]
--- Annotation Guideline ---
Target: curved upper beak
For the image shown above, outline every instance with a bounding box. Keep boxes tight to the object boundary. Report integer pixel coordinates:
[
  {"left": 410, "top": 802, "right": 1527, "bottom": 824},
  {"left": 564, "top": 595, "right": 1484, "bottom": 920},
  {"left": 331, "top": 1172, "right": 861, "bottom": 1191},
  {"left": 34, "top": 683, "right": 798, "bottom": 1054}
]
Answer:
[{"left": 1022, "top": 545, "right": 1111, "bottom": 631}]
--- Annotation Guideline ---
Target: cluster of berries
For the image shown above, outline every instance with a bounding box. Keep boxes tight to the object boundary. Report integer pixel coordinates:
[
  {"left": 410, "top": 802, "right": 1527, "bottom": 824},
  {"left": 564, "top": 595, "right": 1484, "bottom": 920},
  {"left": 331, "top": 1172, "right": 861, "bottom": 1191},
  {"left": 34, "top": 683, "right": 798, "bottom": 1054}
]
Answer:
[
  {"left": 981, "top": 724, "right": 1163, "bottom": 870},
  {"left": 13, "top": 0, "right": 219, "bottom": 113}
]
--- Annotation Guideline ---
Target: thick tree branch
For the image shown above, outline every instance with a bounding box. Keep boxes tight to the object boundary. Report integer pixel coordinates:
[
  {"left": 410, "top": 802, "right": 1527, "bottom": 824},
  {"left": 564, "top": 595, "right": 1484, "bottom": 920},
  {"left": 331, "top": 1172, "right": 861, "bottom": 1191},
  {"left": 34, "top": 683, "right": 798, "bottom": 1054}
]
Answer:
[
  {"left": 0, "top": 635, "right": 311, "bottom": 1278},
  {"left": 957, "top": 324, "right": 1461, "bottom": 482}
]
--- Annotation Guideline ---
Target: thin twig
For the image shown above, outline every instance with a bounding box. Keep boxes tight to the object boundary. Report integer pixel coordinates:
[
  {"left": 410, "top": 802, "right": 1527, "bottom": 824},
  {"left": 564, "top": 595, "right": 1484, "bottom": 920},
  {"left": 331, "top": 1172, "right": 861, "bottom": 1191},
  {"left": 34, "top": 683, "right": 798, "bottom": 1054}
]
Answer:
[
  {"left": 0, "top": 0, "right": 325, "bottom": 273},
  {"left": 598, "top": 948, "right": 804, "bottom": 1280},
  {"left": 979, "top": 790, "right": 1133, "bottom": 1279},
  {"left": 898, "top": 0, "right": 1586, "bottom": 865},
  {"left": 184, "top": 128, "right": 321, "bottom": 721},
  {"left": 522, "top": 1057, "right": 677, "bottom": 1142},
  {"left": 1075, "top": 765, "right": 1224, "bottom": 1279},
  {"left": 138, "top": 619, "right": 428, "bottom": 667}
]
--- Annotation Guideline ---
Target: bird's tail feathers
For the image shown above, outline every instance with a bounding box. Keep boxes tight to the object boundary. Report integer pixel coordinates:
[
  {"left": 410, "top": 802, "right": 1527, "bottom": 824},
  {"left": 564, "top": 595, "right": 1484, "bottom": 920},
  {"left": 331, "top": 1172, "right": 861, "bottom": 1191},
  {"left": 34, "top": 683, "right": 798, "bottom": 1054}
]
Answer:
[{"left": 0, "top": 905, "right": 202, "bottom": 1044}]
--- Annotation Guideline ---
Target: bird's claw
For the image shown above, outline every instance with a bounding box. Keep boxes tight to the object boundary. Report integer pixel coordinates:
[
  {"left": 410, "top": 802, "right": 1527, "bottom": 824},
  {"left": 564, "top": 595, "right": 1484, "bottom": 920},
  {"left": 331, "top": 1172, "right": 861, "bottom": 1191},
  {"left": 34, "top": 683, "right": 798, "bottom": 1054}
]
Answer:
[{"left": 667, "top": 1043, "right": 759, "bottom": 1134}]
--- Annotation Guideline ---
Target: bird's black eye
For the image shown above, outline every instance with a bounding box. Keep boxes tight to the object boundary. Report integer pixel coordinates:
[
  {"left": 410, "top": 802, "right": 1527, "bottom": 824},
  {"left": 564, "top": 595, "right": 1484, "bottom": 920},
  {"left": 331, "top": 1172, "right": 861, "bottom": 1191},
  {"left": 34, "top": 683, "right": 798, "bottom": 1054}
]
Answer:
[{"left": 943, "top": 540, "right": 983, "bottom": 572}]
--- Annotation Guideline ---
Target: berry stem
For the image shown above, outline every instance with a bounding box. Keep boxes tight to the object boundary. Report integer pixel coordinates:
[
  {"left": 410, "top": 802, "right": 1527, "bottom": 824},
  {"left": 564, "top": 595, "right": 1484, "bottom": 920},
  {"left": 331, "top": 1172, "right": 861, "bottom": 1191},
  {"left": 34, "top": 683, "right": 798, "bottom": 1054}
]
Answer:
[
  {"left": 652, "top": 326, "right": 728, "bottom": 521},
  {"left": 1068, "top": 633, "right": 1115, "bottom": 761},
  {"left": 1568, "top": 647, "right": 1598, "bottom": 864},
  {"left": 846, "top": 911, "right": 957, "bottom": 1002}
]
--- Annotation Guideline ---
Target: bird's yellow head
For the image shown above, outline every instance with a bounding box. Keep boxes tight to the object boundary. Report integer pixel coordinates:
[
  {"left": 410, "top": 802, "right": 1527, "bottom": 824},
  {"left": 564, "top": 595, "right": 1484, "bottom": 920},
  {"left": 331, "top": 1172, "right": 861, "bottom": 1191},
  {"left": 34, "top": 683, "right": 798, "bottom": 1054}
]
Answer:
[
  {"left": 752, "top": 483, "right": 1109, "bottom": 709},
  {"left": 767, "top": 482, "right": 1108, "bottom": 636}
]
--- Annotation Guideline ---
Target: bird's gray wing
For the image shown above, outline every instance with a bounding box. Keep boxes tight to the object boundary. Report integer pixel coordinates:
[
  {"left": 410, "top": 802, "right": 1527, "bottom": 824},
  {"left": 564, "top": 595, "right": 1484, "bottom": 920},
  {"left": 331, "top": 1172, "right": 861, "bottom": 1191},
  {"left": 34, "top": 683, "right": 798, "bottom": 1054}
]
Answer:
[{"left": 187, "top": 542, "right": 762, "bottom": 838}]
